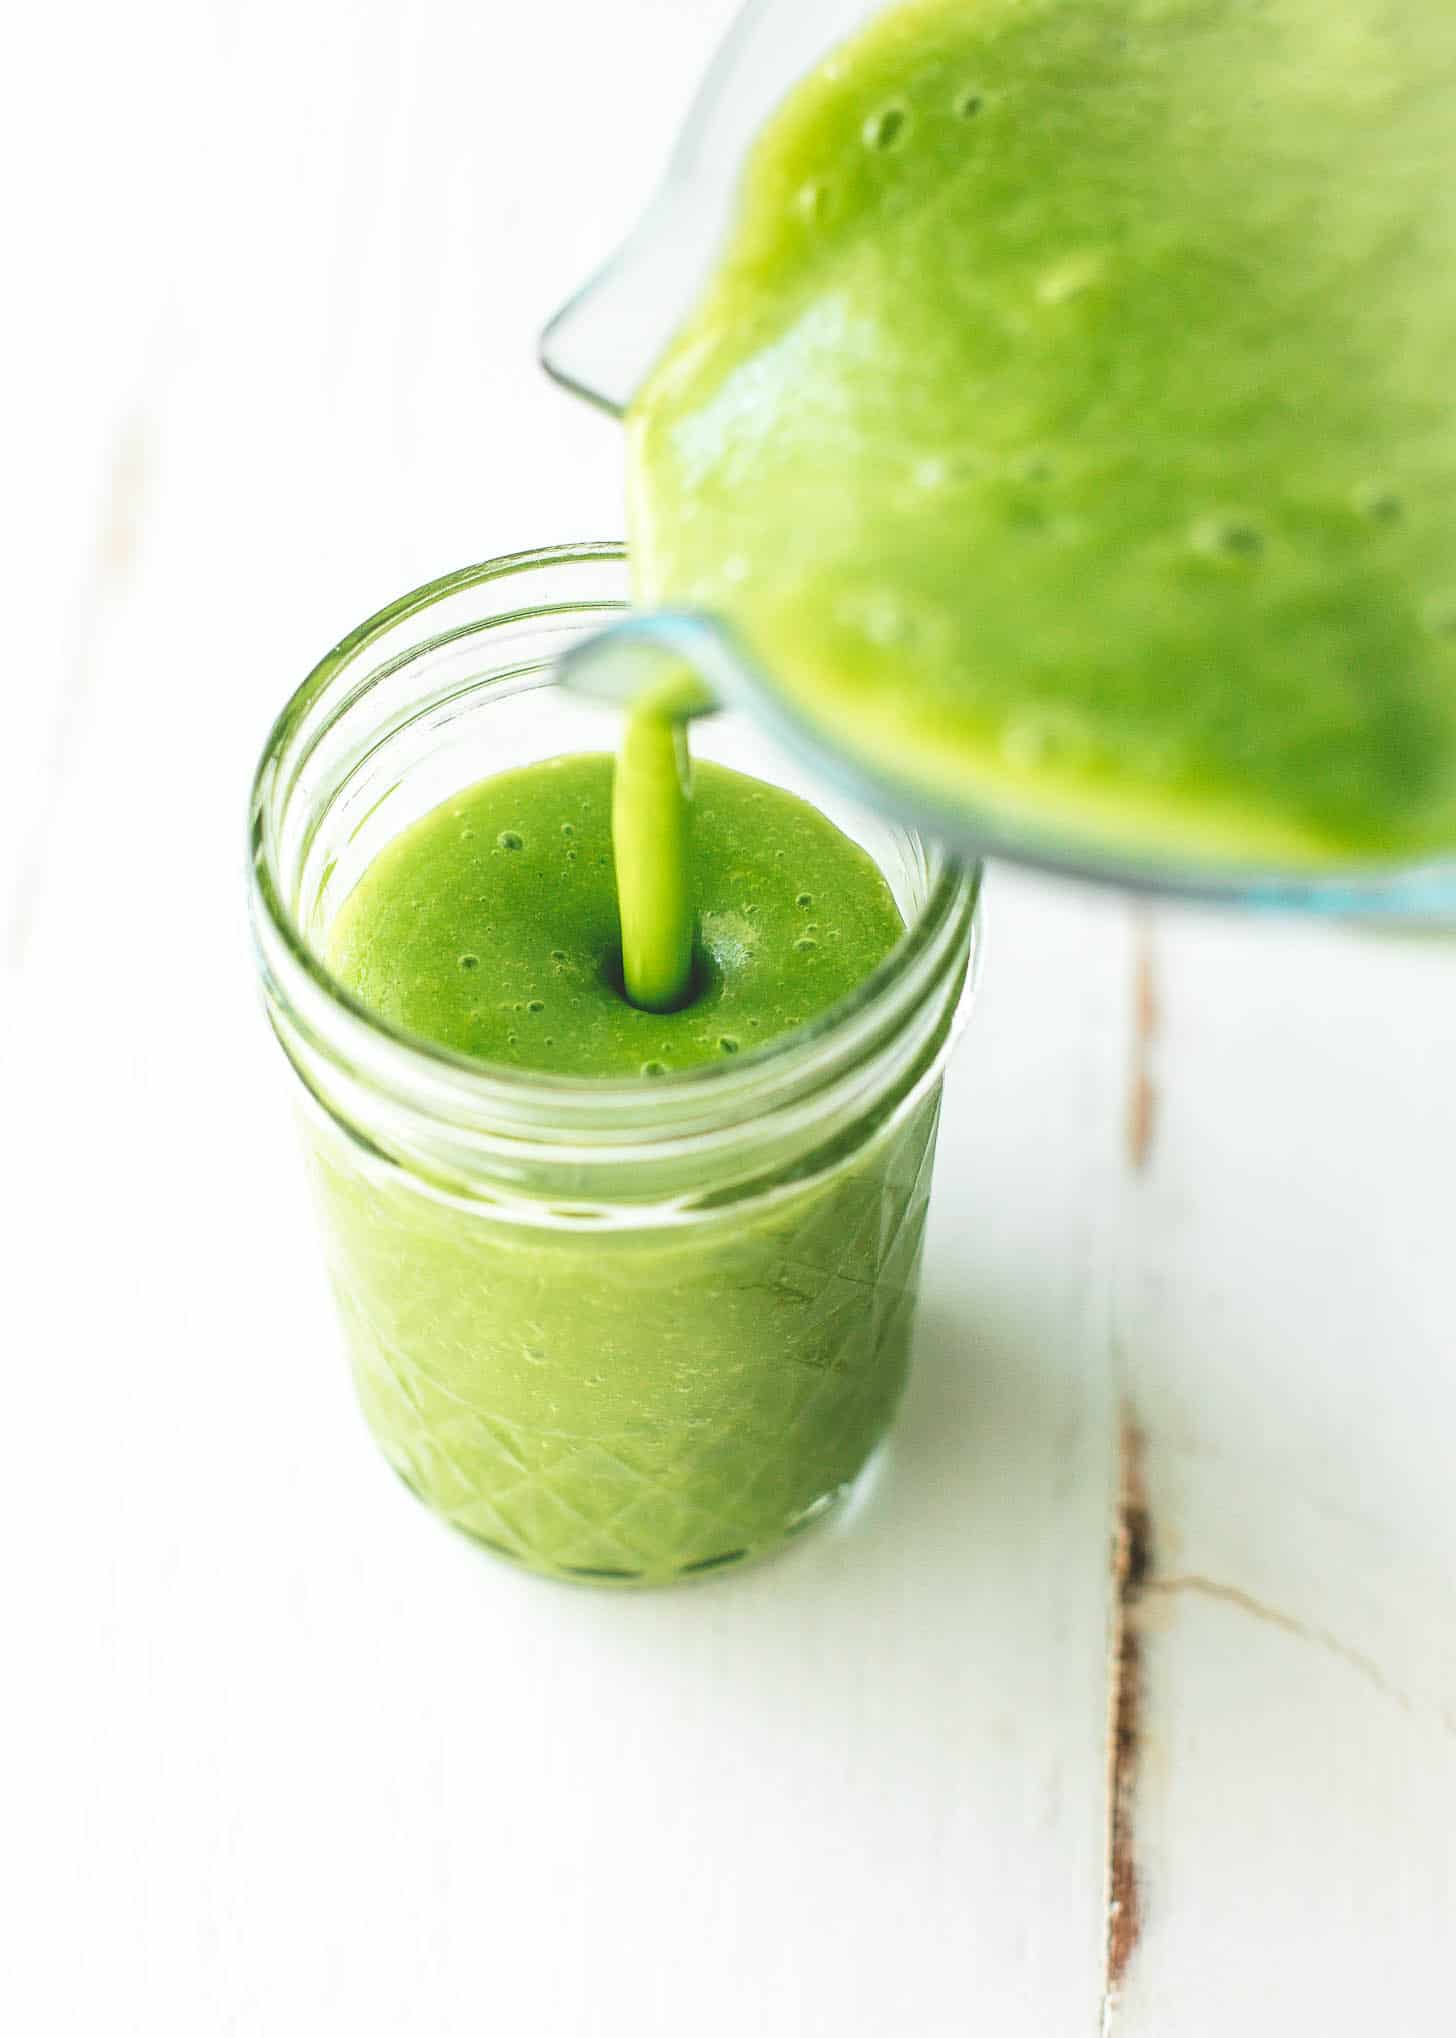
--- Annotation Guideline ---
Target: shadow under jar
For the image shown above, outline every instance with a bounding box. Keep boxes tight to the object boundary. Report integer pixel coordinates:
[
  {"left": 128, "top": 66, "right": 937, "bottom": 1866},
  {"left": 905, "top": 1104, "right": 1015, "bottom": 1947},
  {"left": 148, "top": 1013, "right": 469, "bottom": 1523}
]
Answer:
[{"left": 250, "top": 544, "right": 981, "bottom": 1585}]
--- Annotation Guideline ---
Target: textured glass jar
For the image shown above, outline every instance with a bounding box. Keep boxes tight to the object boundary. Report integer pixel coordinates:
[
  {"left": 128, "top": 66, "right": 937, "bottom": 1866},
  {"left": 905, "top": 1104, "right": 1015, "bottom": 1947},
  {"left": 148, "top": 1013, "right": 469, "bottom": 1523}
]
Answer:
[{"left": 250, "top": 546, "right": 981, "bottom": 1585}]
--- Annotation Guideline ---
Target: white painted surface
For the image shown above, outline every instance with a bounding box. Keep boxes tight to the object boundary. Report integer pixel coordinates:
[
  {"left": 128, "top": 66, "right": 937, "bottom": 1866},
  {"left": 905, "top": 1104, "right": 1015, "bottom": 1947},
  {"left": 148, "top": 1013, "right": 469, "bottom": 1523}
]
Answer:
[
  {"left": 1112, "top": 913, "right": 1456, "bottom": 2033},
  {"left": 6, "top": 3, "right": 1454, "bottom": 2031}
]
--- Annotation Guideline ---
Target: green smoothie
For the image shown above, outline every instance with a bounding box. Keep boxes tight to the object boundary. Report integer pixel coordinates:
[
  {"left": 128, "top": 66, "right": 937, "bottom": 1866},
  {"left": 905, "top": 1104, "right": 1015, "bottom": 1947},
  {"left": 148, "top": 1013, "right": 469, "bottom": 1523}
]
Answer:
[
  {"left": 310, "top": 749, "right": 948, "bottom": 1581},
  {"left": 629, "top": 0, "right": 1456, "bottom": 867},
  {"left": 327, "top": 754, "right": 902, "bottom": 1076}
]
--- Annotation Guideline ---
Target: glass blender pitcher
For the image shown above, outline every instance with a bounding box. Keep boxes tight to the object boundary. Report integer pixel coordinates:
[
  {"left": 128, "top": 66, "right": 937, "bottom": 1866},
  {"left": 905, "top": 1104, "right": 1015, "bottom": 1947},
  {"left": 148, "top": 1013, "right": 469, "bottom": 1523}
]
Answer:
[{"left": 541, "top": 0, "right": 1456, "bottom": 921}]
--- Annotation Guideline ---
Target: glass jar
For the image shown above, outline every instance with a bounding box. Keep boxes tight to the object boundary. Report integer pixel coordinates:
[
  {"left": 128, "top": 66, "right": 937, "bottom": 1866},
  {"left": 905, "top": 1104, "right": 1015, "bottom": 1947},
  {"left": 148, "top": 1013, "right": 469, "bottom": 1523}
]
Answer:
[{"left": 249, "top": 544, "right": 981, "bottom": 1585}]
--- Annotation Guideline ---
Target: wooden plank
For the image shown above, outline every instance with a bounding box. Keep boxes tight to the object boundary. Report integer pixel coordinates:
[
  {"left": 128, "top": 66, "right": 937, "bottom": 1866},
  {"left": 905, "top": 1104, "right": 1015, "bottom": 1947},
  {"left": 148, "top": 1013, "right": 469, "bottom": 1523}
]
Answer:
[
  {"left": 7, "top": 2, "right": 1124, "bottom": 2030},
  {"left": 5, "top": 854, "right": 1125, "bottom": 2032},
  {"left": 23, "top": 0, "right": 1456, "bottom": 2025},
  {"left": 1, "top": 1, "right": 217, "bottom": 959},
  {"left": 1108, "top": 909, "right": 1456, "bottom": 2032}
]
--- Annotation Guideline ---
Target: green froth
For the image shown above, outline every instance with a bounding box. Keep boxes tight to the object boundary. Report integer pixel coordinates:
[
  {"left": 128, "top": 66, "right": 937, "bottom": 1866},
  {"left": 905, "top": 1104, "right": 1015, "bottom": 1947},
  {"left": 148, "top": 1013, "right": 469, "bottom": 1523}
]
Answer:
[{"left": 327, "top": 754, "right": 903, "bottom": 1076}]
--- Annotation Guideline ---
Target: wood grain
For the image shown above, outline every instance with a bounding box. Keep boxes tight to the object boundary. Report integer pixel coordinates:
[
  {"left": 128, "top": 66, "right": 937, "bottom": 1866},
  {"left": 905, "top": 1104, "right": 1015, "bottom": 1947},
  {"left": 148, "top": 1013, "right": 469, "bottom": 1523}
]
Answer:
[
  {"left": 1108, "top": 907, "right": 1456, "bottom": 2031},
  {"left": 9, "top": 2, "right": 1456, "bottom": 2032}
]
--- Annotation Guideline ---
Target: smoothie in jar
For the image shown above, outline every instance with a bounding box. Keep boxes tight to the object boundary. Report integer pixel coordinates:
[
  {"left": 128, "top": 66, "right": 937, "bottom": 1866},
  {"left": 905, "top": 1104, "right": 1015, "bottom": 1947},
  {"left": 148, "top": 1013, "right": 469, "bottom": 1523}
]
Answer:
[{"left": 252, "top": 550, "right": 978, "bottom": 1584}]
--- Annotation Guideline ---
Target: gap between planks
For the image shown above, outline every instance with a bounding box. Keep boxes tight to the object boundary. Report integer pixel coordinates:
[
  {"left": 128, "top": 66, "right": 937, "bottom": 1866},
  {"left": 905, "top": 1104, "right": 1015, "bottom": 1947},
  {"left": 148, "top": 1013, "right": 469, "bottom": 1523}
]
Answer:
[
  {"left": 1099, "top": 909, "right": 1452, "bottom": 2029},
  {"left": 1103, "top": 914, "right": 1158, "bottom": 2031}
]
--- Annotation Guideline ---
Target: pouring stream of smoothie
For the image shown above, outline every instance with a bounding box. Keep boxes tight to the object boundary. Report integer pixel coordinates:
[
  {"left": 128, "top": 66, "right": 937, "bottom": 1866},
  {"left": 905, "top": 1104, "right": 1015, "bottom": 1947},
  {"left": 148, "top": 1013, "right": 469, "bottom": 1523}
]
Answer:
[
  {"left": 327, "top": 749, "right": 903, "bottom": 1078},
  {"left": 613, "top": 684, "right": 698, "bottom": 1013}
]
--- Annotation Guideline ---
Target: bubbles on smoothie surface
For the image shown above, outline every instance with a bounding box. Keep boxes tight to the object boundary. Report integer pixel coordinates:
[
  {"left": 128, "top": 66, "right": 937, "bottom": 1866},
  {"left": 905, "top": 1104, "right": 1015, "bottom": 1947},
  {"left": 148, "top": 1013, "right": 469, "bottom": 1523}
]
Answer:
[
  {"left": 863, "top": 102, "right": 910, "bottom": 151},
  {"left": 797, "top": 179, "right": 834, "bottom": 224},
  {"left": 1191, "top": 514, "right": 1266, "bottom": 564},
  {"left": 1352, "top": 483, "right": 1403, "bottom": 527},
  {"left": 327, "top": 754, "right": 903, "bottom": 1080},
  {"left": 1036, "top": 250, "right": 1108, "bottom": 306}
]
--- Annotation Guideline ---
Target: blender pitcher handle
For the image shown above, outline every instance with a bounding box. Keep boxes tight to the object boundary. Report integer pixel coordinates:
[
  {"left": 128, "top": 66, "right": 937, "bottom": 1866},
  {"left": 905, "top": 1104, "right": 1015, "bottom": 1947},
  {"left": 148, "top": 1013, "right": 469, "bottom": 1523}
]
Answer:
[{"left": 540, "top": 0, "right": 888, "bottom": 414}]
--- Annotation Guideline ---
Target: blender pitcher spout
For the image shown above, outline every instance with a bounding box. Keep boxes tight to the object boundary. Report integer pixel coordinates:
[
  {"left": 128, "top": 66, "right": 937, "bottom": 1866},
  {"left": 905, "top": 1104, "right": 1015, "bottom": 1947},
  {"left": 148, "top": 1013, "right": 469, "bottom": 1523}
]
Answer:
[{"left": 539, "top": 0, "right": 887, "bottom": 414}]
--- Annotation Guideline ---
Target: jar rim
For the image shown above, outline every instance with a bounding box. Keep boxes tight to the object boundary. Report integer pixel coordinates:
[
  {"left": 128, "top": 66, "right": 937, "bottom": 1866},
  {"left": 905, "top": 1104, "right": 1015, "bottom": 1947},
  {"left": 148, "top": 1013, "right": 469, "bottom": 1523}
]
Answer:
[{"left": 249, "top": 542, "right": 981, "bottom": 1132}]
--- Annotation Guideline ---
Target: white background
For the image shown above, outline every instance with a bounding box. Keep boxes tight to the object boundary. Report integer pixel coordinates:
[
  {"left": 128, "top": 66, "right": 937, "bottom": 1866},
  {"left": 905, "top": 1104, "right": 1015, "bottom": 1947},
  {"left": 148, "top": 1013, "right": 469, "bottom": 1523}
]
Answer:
[{"left": 5, "top": 2, "right": 1454, "bottom": 2031}]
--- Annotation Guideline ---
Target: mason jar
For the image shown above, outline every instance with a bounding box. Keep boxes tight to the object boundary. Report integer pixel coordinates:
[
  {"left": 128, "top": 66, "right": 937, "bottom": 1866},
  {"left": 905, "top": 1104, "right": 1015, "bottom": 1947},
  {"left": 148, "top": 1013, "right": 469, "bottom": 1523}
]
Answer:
[{"left": 249, "top": 544, "right": 981, "bottom": 1585}]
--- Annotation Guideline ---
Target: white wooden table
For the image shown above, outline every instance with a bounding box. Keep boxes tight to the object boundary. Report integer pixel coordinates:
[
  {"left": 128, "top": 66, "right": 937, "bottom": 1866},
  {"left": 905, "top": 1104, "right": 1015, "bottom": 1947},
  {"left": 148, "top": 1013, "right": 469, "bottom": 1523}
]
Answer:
[{"left": 8, "top": 3, "right": 1454, "bottom": 2030}]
